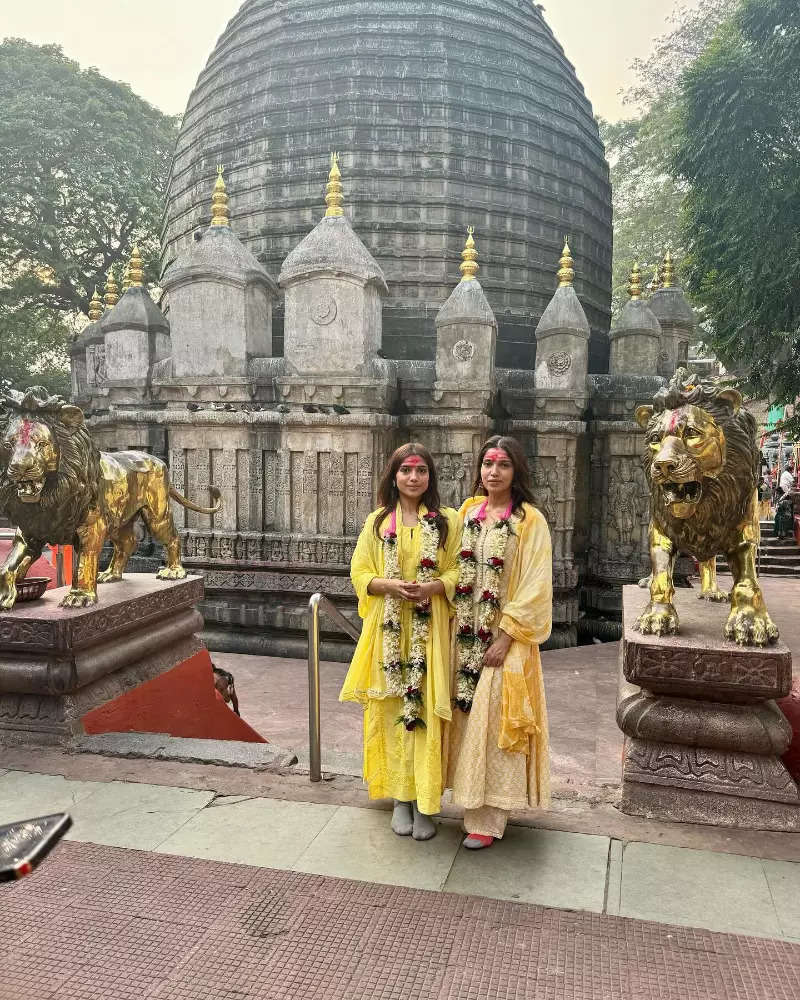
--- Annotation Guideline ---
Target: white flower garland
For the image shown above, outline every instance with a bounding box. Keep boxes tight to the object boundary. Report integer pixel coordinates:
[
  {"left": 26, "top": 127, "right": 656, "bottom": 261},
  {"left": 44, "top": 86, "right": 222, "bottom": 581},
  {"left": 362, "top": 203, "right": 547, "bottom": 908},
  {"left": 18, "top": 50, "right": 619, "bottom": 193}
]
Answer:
[
  {"left": 381, "top": 508, "right": 441, "bottom": 730},
  {"left": 454, "top": 500, "right": 514, "bottom": 712}
]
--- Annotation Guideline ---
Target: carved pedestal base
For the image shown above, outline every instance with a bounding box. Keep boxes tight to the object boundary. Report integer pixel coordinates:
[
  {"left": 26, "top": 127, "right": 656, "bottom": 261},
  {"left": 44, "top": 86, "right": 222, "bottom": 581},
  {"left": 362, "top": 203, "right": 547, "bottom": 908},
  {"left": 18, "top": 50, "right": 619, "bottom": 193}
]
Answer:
[
  {"left": 0, "top": 576, "right": 205, "bottom": 745},
  {"left": 617, "top": 586, "right": 799, "bottom": 831}
]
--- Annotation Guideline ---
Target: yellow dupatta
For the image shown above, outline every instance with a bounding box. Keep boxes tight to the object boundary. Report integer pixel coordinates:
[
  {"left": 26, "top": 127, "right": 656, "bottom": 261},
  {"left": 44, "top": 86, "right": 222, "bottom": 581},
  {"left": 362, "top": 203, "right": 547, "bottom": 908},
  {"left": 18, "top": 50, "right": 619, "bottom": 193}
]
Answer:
[{"left": 457, "top": 497, "right": 553, "bottom": 754}]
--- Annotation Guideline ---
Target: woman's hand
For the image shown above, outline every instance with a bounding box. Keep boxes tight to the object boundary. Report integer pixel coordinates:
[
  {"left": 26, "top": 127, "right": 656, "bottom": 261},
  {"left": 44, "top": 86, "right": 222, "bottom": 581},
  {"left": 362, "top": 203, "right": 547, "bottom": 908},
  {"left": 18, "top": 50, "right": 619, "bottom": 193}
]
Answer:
[
  {"left": 368, "top": 578, "right": 419, "bottom": 600},
  {"left": 482, "top": 630, "right": 513, "bottom": 668},
  {"left": 403, "top": 580, "right": 445, "bottom": 602}
]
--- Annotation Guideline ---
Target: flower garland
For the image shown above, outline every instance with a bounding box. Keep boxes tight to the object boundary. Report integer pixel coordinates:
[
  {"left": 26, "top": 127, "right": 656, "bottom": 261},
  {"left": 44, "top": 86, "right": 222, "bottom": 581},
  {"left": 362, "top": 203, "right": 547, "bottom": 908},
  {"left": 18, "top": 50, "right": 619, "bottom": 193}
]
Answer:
[
  {"left": 381, "top": 507, "right": 441, "bottom": 730},
  {"left": 453, "top": 499, "right": 514, "bottom": 712}
]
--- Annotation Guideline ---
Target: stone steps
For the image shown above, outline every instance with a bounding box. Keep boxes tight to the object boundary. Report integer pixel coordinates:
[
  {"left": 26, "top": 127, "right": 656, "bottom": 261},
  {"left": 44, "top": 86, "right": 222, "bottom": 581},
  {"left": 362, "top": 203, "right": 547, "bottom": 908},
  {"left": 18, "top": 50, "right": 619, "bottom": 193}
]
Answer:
[{"left": 716, "top": 520, "right": 800, "bottom": 577}]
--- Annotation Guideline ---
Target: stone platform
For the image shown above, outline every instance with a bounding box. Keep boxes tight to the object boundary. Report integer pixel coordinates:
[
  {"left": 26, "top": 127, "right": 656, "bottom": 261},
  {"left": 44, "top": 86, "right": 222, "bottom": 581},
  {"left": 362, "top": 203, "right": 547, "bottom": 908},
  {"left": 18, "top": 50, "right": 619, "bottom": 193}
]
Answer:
[
  {"left": 618, "top": 585, "right": 799, "bottom": 831},
  {"left": 0, "top": 576, "right": 205, "bottom": 745}
]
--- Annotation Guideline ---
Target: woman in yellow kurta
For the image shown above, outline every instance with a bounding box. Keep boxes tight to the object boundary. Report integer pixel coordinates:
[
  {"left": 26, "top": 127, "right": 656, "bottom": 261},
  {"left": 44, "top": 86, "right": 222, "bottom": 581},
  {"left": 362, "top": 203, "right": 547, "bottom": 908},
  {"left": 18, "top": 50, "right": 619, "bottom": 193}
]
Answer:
[
  {"left": 444, "top": 435, "right": 553, "bottom": 848},
  {"left": 340, "top": 443, "right": 460, "bottom": 840}
]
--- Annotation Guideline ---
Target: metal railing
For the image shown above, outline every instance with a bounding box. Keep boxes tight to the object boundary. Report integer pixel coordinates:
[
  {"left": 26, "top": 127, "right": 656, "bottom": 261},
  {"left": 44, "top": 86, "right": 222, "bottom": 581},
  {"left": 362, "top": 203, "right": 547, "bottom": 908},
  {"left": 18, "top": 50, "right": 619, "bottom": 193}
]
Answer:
[{"left": 307, "top": 593, "right": 360, "bottom": 782}]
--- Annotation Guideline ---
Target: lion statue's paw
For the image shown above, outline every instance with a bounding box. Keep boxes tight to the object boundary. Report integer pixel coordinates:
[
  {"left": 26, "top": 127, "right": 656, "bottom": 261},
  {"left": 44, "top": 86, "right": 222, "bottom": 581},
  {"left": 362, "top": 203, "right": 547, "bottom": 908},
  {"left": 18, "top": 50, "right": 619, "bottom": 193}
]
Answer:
[
  {"left": 59, "top": 590, "right": 98, "bottom": 609},
  {"left": 636, "top": 602, "right": 679, "bottom": 636},
  {"left": 156, "top": 566, "right": 188, "bottom": 581},
  {"left": 97, "top": 570, "right": 123, "bottom": 584},
  {"left": 0, "top": 585, "right": 17, "bottom": 611},
  {"left": 698, "top": 588, "right": 730, "bottom": 603},
  {"left": 725, "top": 608, "right": 779, "bottom": 647}
]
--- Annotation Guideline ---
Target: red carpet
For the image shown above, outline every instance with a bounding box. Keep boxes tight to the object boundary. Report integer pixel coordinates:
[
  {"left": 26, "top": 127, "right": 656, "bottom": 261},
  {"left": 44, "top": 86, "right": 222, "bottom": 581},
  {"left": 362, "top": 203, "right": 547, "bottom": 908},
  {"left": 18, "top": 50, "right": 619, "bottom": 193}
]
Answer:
[{"left": 82, "top": 649, "right": 268, "bottom": 743}]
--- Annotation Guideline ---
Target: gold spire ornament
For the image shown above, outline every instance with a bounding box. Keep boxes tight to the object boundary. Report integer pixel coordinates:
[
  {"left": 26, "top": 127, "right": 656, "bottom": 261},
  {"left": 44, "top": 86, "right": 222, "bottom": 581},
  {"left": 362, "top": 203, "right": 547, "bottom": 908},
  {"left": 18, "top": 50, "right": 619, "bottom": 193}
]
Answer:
[
  {"left": 104, "top": 269, "right": 119, "bottom": 308},
  {"left": 628, "top": 262, "right": 643, "bottom": 300},
  {"left": 128, "top": 246, "right": 144, "bottom": 288},
  {"left": 459, "top": 226, "right": 479, "bottom": 281},
  {"left": 324, "top": 152, "right": 344, "bottom": 218},
  {"left": 121, "top": 262, "right": 131, "bottom": 293},
  {"left": 557, "top": 238, "right": 575, "bottom": 288},
  {"left": 210, "top": 165, "right": 230, "bottom": 227},
  {"left": 88, "top": 287, "right": 103, "bottom": 322},
  {"left": 662, "top": 249, "right": 675, "bottom": 288},
  {"left": 648, "top": 265, "right": 662, "bottom": 295}
]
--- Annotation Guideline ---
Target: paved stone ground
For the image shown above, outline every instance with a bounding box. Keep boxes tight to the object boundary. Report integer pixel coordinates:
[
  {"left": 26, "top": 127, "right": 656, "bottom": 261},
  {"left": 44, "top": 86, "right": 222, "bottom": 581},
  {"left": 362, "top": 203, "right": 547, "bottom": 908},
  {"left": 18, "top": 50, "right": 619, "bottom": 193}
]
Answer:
[
  {"left": 2, "top": 840, "right": 799, "bottom": 1000},
  {"left": 1, "top": 770, "right": 799, "bottom": 941}
]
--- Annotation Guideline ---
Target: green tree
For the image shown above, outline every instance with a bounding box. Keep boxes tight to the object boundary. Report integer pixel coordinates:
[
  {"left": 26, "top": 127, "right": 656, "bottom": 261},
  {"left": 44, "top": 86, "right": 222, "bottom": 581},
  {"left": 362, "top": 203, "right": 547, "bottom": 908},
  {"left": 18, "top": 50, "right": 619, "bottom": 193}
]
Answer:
[
  {"left": 0, "top": 38, "right": 178, "bottom": 390},
  {"left": 600, "top": 0, "right": 738, "bottom": 315},
  {"left": 673, "top": 0, "right": 800, "bottom": 430}
]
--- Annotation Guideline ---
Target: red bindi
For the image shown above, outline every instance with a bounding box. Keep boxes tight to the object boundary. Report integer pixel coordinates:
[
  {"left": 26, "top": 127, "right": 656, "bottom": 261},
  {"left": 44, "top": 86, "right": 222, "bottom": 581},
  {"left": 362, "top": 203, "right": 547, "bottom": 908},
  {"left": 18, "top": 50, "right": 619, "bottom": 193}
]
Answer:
[
  {"left": 485, "top": 448, "right": 510, "bottom": 463},
  {"left": 19, "top": 420, "right": 33, "bottom": 445}
]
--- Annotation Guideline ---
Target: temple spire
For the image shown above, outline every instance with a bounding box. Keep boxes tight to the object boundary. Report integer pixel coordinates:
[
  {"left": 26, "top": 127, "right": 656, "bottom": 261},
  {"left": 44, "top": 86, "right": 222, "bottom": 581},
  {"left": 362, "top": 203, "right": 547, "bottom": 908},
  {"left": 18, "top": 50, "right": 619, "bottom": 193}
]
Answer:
[
  {"left": 324, "top": 152, "right": 344, "bottom": 218},
  {"left": 104, "top": 269, "right": 119, "bottom": 309},
  {"left": 210, "top": 165, "right": 230, "bottom": 227},
  {"left": 88, "top": 286, "right": 103, "bottom": 322},
  {"left": 557, "top": 237, "right": 575, "bottom": 288},
  {"left": 628, "top": 262, "right": 642, "bottom": 300},
  {"left": 662, "top": 249, "right": 675, "bottom": 288},
  {"left": 128, "top": 246, "right": 144, "bottom": 288},
  {"left": 648, "top": 264, "right": 662, "bottom": 295},
  {"left": 459, "top": 226, "right": 479, "bottom": 282}
]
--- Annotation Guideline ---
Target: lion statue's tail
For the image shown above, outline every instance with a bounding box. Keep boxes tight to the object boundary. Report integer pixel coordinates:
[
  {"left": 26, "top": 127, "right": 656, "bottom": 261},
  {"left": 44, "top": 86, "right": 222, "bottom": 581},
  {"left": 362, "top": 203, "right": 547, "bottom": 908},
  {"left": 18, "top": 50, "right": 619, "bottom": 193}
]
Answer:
[{"left": 169, "top": 485, "right": 223, "bottom": 515}]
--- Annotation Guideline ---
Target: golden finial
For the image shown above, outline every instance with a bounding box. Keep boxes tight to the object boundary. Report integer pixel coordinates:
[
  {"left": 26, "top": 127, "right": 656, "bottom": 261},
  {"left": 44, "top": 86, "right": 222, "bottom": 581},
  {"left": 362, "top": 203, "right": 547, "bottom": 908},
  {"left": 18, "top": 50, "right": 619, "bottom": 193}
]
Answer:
[
  {"left": 324, "top": 152, "right": 344, "bottom": 218},
  {"left": 628, "top": 262, "right": 643, "bottom": 300},
  {"left": 88, "top": 286, "right": 103, "bottom": 322},
  {"left": 662, "top": 249, "right": 675, "bottom": 288},
  {"left": 104, "top": 269, "right": 119, "bottom": 309},
  {"left": 648, "top": 265, "right": 662, "bottom": 295},
  {"left": 459, "top": 226, "right": 479, "bottom": 281},
  {"left": 557, "top": 237, "right": 575, "bottom": 288},
  {"left": 121, "top": 261, "right": 131, "bottom": 293},
  {"left": 128, "top": 246, "right": 144, "bottom": 288},
  {"left": 210, "top": 164, "right": 230, "bottom": 227}
]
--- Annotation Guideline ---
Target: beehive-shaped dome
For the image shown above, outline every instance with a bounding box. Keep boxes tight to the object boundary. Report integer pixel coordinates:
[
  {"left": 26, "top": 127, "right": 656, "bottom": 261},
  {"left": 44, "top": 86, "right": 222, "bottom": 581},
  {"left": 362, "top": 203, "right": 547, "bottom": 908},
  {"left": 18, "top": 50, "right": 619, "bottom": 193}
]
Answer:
[{"left": 163, "top": 0, "right": 612, "bottom": 370}]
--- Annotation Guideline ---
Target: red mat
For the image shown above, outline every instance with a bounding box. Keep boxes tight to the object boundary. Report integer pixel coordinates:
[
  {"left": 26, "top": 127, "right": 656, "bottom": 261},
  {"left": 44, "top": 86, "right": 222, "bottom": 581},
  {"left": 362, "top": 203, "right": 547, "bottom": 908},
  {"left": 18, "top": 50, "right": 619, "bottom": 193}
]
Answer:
[{"left": 82, "top": 648, "right": 268, "bottom": 743}]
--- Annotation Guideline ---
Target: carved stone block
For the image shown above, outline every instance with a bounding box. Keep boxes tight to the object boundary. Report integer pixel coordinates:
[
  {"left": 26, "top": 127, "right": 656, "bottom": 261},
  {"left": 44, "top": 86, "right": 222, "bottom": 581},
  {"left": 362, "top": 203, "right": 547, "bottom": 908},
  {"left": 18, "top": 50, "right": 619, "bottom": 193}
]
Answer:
[
  {"left": 0, "top": 576, "right": 206, "bottom": 745},
  {"left": 619, "top": 584, "right": 799, "bottom": 830},
  {"left": 617, "top": 692, "right": 792, "bottom": 756},
  {"left": 622, "top": 587, "right": 792, "bottom": 703}
]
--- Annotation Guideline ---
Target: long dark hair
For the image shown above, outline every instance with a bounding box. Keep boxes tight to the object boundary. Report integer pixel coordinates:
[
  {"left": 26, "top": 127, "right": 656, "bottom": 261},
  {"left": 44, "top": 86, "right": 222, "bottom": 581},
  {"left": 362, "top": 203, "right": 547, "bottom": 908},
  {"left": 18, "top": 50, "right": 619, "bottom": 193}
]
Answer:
[
  {"left": 470, "top": 435, "right": 536, "bottom": 518},
  {"left": 373, "top": 442, "right": 449, "bottom": 547}
]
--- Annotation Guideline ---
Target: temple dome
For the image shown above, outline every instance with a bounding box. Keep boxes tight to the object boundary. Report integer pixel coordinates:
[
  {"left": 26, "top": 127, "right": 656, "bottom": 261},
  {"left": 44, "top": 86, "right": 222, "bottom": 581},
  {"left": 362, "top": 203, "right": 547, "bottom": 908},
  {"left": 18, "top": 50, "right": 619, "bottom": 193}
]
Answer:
[{"left": 163, "top": 0, "right": 612, "bottom": 371}]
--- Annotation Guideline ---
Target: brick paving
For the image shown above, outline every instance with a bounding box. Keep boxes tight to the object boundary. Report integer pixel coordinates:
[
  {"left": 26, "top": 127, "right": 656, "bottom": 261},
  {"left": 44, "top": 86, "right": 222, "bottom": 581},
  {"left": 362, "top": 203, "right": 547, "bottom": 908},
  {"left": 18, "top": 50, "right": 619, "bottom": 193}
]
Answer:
[{"left": 2, "top": 842, "right": 799, "bottom": 1000}]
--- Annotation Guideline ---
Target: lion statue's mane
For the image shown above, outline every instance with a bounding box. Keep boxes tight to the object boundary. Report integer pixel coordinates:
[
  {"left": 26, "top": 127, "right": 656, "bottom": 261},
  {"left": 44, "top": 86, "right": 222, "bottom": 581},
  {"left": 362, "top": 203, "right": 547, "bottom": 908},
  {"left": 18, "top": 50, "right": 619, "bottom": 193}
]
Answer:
[
  {"left": 643, "top": 370, "right": 759, "bottom": 562},
  {"left": 0, "top": 387, "right": 101, "bottom": 545}
]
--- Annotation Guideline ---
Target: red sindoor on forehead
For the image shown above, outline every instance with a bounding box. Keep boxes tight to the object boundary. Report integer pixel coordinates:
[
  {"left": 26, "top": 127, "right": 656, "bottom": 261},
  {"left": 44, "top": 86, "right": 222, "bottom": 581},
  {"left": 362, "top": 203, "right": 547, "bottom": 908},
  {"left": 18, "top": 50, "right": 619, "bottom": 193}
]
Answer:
[
  {"left": 485, "top": 448, "right": 510, "bottom": 462},
  {"left": 19, "top": 420, "right": 33, "bottom": 445},
  {"left": 402, "top": 455, "right": 426, "bottom": 467}
]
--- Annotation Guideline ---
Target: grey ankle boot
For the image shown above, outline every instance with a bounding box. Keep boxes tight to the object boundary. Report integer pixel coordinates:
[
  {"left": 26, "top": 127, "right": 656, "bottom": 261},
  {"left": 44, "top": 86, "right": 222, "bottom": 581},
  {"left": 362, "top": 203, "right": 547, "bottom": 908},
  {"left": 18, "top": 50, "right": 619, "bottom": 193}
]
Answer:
[
  {"left": 411, "top": 801, "right": 437, "bottom": 841},
  {"left": 391, "top": 800, "right": 413, "bottom": 836}
]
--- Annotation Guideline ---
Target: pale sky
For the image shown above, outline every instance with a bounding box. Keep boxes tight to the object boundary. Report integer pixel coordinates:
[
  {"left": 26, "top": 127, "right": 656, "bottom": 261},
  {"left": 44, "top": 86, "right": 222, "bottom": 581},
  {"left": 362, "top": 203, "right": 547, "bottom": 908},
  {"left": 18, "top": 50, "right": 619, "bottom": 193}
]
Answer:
[{"left": 1, "top": 0, "right": 702, "bottom": 121}]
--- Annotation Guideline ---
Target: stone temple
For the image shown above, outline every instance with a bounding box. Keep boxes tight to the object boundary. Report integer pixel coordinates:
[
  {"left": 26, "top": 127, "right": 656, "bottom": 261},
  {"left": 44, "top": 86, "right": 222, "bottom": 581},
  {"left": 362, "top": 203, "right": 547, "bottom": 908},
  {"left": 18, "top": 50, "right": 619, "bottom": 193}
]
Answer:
[{"left": 70, "top": 0, "right": 696, "bottom": 656}]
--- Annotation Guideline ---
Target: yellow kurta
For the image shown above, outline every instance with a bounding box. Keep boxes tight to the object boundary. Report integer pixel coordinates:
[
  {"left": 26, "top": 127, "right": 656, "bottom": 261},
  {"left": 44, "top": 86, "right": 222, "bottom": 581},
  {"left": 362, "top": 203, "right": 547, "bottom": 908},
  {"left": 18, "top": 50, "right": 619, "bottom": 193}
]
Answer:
[
  {"left": 340, "top": 504, "right": 461, "bottom": 815},
  {"left": 444, "top": 499, "right": 553, "bottom": 812}
]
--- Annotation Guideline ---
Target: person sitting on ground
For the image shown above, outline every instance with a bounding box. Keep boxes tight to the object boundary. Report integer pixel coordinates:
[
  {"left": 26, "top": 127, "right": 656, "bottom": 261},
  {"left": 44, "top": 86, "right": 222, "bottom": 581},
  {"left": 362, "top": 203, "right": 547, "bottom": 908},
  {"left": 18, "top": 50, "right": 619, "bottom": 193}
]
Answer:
[{"left": 212, "top": 665, "right": 240, "bottom": 716}]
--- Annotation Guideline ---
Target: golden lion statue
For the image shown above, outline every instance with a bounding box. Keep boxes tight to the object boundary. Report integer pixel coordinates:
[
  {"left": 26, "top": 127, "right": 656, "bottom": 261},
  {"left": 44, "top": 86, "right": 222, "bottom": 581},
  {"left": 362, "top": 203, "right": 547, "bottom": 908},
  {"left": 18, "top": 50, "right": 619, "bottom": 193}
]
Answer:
[
  {"left": 0, "top": 387, "right": 221, "bottom": 610},
  {"left": 635, "top": 368, "right": 778, "bottom": 646}
]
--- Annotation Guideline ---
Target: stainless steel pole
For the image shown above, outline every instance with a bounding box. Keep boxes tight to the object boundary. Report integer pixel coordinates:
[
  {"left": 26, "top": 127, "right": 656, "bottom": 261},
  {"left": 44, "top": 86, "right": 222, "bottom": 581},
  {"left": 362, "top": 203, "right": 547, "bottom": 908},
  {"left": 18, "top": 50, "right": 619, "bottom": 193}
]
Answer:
[{"left": 307, "top": 594, "right": 322, "bottom": 782}]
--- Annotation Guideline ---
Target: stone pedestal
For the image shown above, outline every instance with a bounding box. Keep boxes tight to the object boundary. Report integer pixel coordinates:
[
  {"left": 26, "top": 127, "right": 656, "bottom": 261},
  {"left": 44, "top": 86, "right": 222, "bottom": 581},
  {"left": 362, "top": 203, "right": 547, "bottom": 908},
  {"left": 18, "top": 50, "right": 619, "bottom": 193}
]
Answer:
[
  {"left": 617, "top": 585, "right": 799, "bottom": 831},
  {"left": 0, "top": 576, "right": 205, "bottom": 745}
]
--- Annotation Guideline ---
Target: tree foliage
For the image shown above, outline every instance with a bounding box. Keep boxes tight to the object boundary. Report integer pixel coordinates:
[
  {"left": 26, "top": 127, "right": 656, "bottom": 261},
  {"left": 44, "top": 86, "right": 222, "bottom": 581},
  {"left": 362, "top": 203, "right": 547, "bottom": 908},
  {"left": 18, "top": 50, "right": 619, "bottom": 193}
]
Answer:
[
  {"left": 673, "top": 0, "right": 800, "bottom": 430},
  {"left": 600, "top": 0, "right": 737, "bottom": 316},
  {"left": 0, "top": 38, "right": 178, "bottom": 392}
]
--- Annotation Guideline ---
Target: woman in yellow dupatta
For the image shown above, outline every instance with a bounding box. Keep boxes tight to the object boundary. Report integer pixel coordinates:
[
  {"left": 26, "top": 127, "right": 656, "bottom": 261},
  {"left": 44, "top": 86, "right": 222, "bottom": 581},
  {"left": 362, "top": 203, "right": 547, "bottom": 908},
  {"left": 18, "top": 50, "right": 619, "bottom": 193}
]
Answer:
[
  {"left": 340, "top": 443, "right": 460, "bottom": 840},
  {"left": 444, "top": 435, "right": 552, "bottom": 848}
]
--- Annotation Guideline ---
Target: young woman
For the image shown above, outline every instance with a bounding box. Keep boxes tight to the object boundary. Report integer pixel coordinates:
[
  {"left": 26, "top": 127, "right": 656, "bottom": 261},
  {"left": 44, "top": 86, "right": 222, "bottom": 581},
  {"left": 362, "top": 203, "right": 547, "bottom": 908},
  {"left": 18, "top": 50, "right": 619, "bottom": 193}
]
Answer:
[
  {"left": 444, "top": 435, "right": 553, "bottom": 849},
  {"left": 340, "top": 444, "right": 460, "bottom": 840}
]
